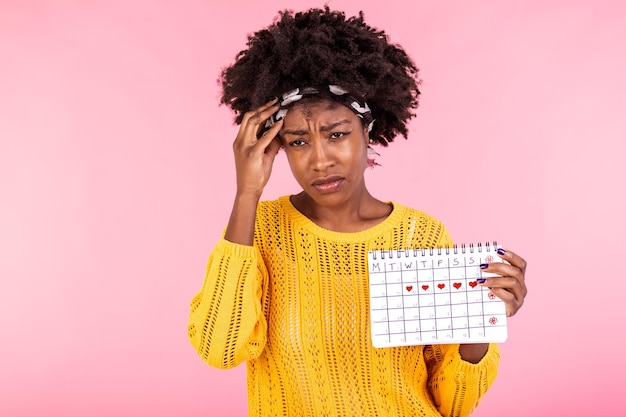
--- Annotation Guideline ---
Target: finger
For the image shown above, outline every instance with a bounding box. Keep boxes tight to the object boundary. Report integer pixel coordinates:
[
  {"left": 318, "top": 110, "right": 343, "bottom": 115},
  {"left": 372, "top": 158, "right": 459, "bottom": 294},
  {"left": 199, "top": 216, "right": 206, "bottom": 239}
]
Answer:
[
  {"left": 235, "top": 119, "right": 282, "bottom": 172},
  {"left": 240, "top": 111, "right": 280, "bottom": 147},
  {"left": 235, "top": 99, "right": 280, "bottom": 147},
  {"left": 496, "top": 247, "right": 527, "bottom": 275},
  {"left": 240, "top": 98, "right": 280, "bottom": 130},
  {"left": 482, "top": 262, "right": 522, "bottom": 281},
  {"left": 481, "top": 267, "right": 527, "bottom": 299},
  {"left": 489, "top": 286, "right": 524, "bottom": 317},
  {"left": 264, "top": 136, "right": 282, "bottom": 160},
  {"left": 483, "top": 252, "right": 528, "bottom": 297},
  {"left": 256, "top": 118, "right": 283, "bottom": 147},
  {"left": 479, "top": 277, "right": 525, "bottom": 317},
  {"left": 479, "top": 276, "right": 524, "bottom": 301}
]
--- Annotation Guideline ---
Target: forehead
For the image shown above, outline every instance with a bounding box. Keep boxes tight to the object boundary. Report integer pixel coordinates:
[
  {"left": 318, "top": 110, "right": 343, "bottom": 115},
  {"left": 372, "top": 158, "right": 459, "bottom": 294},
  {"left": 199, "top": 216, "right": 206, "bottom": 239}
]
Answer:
[{"left": 284, "top": 98, "right": 355, "bottom": 123}]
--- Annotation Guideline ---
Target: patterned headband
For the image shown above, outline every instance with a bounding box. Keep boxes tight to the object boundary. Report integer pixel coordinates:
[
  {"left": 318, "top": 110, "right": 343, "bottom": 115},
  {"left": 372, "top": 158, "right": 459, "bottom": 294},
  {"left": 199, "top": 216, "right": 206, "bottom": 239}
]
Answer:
[{"left": 265, "top": 85, "right": 375, "bottom": 132}]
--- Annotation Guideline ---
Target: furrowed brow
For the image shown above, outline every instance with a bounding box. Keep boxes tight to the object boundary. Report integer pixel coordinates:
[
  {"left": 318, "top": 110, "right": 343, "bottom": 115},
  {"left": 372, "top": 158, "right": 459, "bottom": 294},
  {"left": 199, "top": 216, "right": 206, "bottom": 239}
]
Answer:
[
  {"left": 281, "top": 119, "right": 352, "bottom": 136},
  {"left": 320, "top": 119, "right": 351, "bottom": 132},
  {"left": 281, "top": 128, "right": 309, "bottom": 136}
]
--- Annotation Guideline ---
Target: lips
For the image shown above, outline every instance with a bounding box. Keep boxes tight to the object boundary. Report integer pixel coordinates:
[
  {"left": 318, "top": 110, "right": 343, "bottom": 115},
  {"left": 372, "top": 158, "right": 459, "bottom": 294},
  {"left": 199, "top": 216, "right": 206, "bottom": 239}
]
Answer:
[{"left": 311, "top": 175, "right": 344, "bottom": 194}]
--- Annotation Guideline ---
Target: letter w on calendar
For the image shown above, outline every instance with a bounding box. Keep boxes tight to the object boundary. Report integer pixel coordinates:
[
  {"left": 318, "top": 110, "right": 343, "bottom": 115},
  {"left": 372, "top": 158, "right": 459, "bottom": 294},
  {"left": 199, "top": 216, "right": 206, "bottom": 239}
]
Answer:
[{"left": 367, "top": 243, "right": 508, "bottom": 348}]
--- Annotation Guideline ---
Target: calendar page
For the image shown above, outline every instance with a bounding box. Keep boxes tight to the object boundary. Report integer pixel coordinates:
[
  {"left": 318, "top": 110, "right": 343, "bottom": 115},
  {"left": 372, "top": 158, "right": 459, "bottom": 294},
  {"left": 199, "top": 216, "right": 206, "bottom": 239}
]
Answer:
[{"left": 367, "top": 243, "right": 507, "bottom": 348}]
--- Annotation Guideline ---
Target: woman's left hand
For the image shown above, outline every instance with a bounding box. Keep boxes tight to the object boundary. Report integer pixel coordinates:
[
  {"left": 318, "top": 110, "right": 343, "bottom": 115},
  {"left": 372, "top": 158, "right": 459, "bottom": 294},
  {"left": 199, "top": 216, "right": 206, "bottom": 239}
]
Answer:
[{"left": 479, "top": 248, "right": 527, "bottom": 317}]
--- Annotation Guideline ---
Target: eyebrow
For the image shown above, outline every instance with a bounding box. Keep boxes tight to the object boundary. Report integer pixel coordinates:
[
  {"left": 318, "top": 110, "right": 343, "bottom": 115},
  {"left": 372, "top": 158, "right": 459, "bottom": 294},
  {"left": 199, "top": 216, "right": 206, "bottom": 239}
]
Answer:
[{"left": 281, "top": 119, "right": 352, "bottom": 136}]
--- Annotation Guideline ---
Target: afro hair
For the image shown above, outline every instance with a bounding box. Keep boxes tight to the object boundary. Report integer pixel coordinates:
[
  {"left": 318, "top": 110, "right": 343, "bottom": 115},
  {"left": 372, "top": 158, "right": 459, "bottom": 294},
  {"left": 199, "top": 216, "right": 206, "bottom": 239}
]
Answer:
[{"left": 219, "top": 6, "right": 421, "bottom": 146}]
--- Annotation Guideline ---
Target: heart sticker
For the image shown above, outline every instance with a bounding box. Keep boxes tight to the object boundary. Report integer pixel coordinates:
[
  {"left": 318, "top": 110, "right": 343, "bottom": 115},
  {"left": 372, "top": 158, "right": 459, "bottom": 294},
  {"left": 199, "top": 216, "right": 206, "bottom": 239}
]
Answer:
[
  {"left": 437, "top": 283, "right": 445, "bottom": 290},
  {"left": 453, "top": 282, "right": 462, "bottom": 289},
  {"left": 469, "top": 281, "right": 478, "bottom": 288},
  {"left": 421, "top": 285, "right": 429, "bottom": 291},
  {"left": 406, "top": 285, "right": 413, "bottom": 292}
]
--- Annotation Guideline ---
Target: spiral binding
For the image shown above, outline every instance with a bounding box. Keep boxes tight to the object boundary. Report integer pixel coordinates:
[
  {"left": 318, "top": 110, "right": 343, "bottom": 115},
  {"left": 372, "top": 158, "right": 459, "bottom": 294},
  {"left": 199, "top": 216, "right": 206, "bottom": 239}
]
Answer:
[{"left": 370, "top": 241, "right": 498, "bottom": 260}]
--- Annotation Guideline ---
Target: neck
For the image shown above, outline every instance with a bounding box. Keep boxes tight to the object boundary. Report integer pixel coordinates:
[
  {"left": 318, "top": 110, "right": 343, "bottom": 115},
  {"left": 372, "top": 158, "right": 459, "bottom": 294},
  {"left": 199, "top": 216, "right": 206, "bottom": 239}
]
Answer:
[{"left": 291, "top": 189, "right": 391, "bottom": 233}]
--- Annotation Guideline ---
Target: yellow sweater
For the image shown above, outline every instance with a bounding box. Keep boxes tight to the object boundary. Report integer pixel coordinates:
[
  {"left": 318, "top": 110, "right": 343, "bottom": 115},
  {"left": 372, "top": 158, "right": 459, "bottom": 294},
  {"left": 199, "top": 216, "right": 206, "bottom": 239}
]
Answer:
[{"left": 188, "top": 196, "right": 499, "bottom": 417}]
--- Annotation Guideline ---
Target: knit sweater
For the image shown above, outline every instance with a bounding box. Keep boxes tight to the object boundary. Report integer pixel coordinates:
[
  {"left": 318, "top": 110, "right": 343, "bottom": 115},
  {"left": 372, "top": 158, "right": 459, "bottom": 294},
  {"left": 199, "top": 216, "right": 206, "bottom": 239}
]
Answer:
[{"left": 188, "top": 196, "right": 500, "bottom": 417}]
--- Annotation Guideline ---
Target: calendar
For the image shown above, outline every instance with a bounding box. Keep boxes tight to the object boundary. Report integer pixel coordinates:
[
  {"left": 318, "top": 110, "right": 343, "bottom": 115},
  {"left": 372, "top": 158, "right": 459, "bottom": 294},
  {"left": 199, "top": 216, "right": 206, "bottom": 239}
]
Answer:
[{"left": 368, "top": 242, "right": 507, "bottom": 348}]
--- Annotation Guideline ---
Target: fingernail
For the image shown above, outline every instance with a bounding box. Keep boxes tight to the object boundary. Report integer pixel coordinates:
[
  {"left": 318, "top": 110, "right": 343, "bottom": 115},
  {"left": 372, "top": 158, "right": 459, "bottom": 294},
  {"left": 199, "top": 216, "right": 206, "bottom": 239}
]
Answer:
[
  {"left": 480, "top": 263, "right": 488, "bottom": 269},
  {"left": 497, "top": 248, "right": 506, "bottom": 255},
  {"left": 477, "top": 278, "right": 486, "bottom": 283}
]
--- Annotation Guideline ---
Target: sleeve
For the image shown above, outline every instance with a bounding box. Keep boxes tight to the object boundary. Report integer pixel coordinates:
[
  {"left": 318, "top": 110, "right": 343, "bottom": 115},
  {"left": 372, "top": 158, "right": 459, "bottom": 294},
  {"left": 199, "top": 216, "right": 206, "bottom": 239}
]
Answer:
[
  {"left": 187, "top": 238, "right": 269, "bottom": 369},
  {"left": 424, "top": 219, "right": 501, "bottom": 417},
  {"left": 424, "top": 343, "right": 500, "bottom": 417}
]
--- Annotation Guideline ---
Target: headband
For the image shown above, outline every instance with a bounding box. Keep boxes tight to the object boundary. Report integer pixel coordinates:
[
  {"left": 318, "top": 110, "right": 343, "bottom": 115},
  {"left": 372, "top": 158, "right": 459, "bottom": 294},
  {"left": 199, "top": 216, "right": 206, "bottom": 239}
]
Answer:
[{"left": 265, "top": 85, "right": 375, "bottom": 132}]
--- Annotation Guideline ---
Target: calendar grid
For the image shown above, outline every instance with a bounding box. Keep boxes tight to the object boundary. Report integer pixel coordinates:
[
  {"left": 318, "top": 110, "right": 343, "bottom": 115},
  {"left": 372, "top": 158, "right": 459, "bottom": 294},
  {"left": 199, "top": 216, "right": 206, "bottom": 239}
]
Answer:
[{"left": 368, "top": 245, "right": 508, "bottom": 347}]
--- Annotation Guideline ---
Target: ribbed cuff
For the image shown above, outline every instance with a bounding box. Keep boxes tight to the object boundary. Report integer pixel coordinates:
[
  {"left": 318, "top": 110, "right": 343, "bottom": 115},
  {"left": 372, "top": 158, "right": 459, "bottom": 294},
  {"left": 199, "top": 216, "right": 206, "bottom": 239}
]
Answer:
[
  {"left": 215, "top": 238, "right": 258, "bottom": 259},
  {"left": 452, "top": 343, "right": 501, "bottom": 375}
]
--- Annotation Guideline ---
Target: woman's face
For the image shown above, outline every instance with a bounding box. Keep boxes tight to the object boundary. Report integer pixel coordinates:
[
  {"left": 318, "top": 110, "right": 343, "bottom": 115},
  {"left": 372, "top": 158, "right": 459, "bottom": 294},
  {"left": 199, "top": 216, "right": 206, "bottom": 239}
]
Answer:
[{"left": 279, "top": 98, "right": 370, "bottom": 207}]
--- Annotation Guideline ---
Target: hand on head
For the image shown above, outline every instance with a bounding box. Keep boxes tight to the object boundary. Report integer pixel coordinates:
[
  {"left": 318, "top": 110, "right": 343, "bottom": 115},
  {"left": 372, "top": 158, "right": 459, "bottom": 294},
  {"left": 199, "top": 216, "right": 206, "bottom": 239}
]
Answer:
[{"left": 232, "top": 99, "right": 283, "bottom": 199}]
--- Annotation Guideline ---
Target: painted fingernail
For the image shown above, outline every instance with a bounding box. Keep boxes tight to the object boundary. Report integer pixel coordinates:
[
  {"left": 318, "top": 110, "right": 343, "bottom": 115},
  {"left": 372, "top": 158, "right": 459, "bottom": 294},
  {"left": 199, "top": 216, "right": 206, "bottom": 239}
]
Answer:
[
  {"left": 480, "top": 263, "right": 488, "bottom": 269},
  {"left": 477, "top": 278, "right": 486, "bottom": 283},
  {"left": 497, "top": 248, "right": 506, "bottom": 255}
]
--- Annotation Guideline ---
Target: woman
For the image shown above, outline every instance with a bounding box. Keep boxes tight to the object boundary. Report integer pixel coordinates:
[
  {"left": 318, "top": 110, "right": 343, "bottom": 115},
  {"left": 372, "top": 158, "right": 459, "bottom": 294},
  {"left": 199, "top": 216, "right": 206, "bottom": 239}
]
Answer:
[{"left": 188, "top": 7, "right": 527, "bottom": 417}]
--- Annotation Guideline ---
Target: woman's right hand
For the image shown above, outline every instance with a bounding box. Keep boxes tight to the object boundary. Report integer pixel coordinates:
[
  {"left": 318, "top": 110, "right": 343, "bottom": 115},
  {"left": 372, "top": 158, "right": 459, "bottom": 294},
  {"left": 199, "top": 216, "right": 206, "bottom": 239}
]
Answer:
[{"left": 232, "top": 98, "right": 283, "bottom": 198}]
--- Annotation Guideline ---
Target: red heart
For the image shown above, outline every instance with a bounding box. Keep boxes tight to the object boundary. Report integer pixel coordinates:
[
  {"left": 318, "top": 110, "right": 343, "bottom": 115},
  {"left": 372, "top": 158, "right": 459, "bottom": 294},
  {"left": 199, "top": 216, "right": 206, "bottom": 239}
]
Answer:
[
  {"left": 437, "top": 283, "right": 445, "bottom": 290},
  {"left": 421, "top": 285, "right": 429, "bottom": 291},
  {"left": 406, "top": 285, "right": 413, "bottom": 292},
  {"left": 453, "top": 282, "right": 462, "bottom": 289},
  {"left": 469, "top": 281, "right": 478, "bottom": 288}
]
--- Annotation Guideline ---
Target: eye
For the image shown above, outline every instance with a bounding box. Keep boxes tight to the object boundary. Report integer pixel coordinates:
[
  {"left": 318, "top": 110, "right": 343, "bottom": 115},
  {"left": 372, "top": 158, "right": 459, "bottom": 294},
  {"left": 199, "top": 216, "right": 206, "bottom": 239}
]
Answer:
[
  {"left": 330, "top": 131, "right": 346, "bottom": 139},
  {"left": 289, "top": 139, "right": 307, "bottom": 147}
]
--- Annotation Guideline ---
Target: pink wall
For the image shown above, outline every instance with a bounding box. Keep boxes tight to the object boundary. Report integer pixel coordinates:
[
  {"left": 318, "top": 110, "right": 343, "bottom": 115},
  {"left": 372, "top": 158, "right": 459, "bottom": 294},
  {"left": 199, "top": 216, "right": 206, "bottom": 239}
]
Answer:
[{"left": 1, "top": 0, "right": 624, "bottom": 416}]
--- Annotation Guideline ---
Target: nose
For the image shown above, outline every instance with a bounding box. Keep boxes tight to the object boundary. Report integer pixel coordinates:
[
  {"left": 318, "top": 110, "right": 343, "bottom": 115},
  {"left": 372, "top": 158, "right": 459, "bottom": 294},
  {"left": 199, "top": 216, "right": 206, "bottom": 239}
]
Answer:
[{"left": 311, "top": 139, "right": 334, "bottom": 171}]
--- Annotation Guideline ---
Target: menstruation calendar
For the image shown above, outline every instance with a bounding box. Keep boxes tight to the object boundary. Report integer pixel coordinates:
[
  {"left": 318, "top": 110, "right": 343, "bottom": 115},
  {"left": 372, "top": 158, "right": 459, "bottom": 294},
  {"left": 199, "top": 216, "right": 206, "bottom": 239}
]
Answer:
[{"left": 368, "top": 242, "right": 507, "bottom": 348}]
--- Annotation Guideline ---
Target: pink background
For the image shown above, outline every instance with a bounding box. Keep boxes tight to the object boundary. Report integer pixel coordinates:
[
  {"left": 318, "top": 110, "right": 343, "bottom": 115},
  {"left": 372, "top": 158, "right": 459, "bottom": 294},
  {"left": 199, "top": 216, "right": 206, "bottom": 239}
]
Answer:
[{"left": 1, "top": 0, "right": 625, "bottom": 416}]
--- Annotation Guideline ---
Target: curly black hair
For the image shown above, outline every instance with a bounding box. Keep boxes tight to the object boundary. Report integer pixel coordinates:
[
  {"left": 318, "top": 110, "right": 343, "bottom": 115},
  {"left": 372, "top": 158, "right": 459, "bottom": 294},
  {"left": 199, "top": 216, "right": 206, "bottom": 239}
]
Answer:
[{"left": 219, "top": 6, "right": 421, "bottom": 146}]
